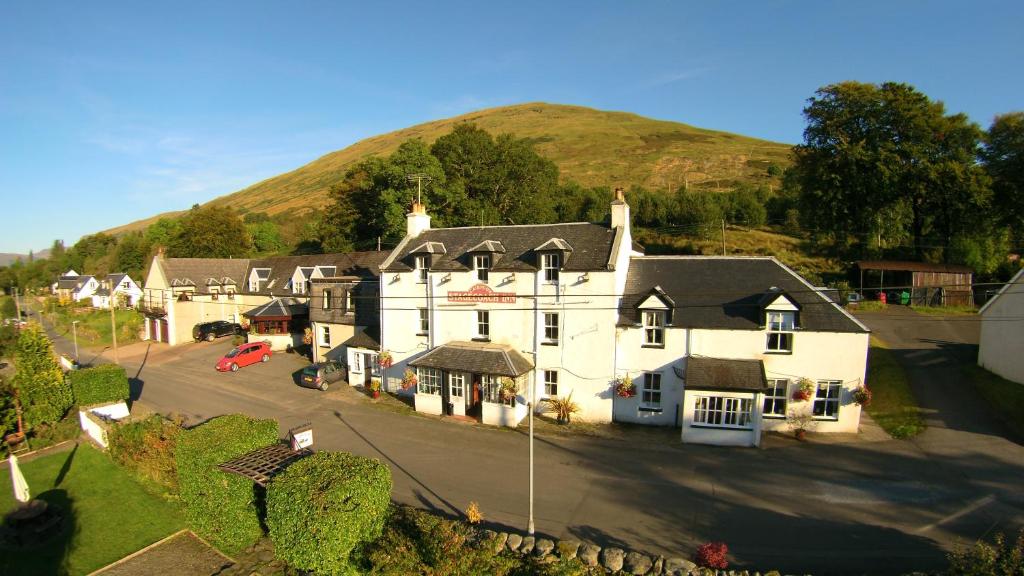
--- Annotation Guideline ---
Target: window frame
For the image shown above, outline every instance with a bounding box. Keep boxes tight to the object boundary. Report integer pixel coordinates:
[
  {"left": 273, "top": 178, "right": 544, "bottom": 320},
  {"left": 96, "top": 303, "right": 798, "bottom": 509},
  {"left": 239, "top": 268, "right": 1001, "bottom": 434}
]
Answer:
[
  {"left": 543, "top": 312, "right": 559, "bottom": 345},
  {"left": 449, "top": 372, "right": 465, "bottom": 398},
  {"left": 541, "top": 253, "right": 560, "bottom": 283},
  {"left": 344, "top": 289, "right": 352, "bottom": 313},
  {"left": 475, "top": 310, "right": 490, "bottom": 340},
  {"left": 763, "top": 378, "right": 789, "bottom": 418},
  {"left": 543, "top": 370, "right": 558, "bottom": 397},
  {"left": 418, "top": 308, "right": 430, "bottom": 336},
  {"left": 641, "top": 372, "right": 662, "bottom": 411},
  {"left": 319, "top": 325, "right": 330, "bottom": 348},
  {"left": 414, "top": 255, "right": 429, "bottom": 283},
  {"left": 692, "top": 395, "right": 754, "bottom": 430},
  {"left": 765, "top": 310, "right": 795, "bottom": 353},
  {"left": 417, "top": 367, "right": 442, "bottom": 395},
  {"left": 323, "top": 289, "right": 332, "bottom": 310},
  {"left": 351, "top": 352, "right": 363, "bottom": 373},
  {"left": 642, "top": 310, "right": 665, "bottom": 347},
  {"left": 813, "top": 380, "right": 842, "bottom": 420},
  {"left": 474, "top": 254, "right": 491, "bottom": 283}
]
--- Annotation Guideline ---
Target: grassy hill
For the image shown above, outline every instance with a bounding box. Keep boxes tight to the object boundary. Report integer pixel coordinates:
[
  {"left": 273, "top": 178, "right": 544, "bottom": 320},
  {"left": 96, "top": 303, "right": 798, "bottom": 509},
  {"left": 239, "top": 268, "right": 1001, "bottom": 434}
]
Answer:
[{"left": 107, "top": 102, "right": 793, "bottom": 233}]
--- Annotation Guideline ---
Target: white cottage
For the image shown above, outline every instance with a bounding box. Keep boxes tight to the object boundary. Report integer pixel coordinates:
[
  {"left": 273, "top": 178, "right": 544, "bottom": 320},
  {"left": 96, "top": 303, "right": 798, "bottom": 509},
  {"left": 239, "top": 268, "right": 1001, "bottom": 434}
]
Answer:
[
  {"left": 978, "top": 267, "right": 1024, "bottom": 384},
  {"left": 91, "top": 273, "right": 143, "bottom": 309}
]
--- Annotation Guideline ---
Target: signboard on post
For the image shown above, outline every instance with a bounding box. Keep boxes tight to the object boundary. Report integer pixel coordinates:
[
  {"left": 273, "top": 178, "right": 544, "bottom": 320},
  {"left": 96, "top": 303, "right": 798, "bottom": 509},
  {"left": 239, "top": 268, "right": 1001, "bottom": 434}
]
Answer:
[
  {"left": 447, "top": 284, "right": 516, "bottom": 304},
  {"left": 288, "top": 424, "right": 314, "bottom": 451}
]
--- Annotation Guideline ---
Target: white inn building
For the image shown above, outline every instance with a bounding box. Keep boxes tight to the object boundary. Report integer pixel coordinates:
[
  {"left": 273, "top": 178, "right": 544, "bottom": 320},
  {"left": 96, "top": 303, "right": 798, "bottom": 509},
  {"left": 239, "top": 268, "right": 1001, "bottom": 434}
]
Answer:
[{"left": 377, "top": 191, "right": 870, "bottom": 446}]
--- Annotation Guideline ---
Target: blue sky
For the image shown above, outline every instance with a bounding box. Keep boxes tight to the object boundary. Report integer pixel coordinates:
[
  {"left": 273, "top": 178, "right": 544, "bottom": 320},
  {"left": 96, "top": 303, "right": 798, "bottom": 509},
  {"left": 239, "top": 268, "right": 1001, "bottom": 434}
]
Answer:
[{"left": 1, "top": 0, "right": 1021, "bottom": 254}]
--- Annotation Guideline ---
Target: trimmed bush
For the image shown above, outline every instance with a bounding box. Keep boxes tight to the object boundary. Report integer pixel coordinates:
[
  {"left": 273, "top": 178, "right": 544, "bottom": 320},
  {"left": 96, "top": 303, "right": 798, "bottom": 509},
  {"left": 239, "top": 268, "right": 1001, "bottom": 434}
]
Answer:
[
  {"left": 947, "top": 531, "right": 1024, "bottom": 576},
  {"left": 108, "top": 414, "right": 182, "bottom": 495},
  {"left": 176, "top": 414, "right": 278, "bottom": 554},
  {"left": 12, "top": 324, "right": 73, "bottom": 427},
  {"left": 267, "top": 451, "right": 392, "bottom": 575},
  {"left": 70, "top": 364, "right": 130, "bottom": 406}
]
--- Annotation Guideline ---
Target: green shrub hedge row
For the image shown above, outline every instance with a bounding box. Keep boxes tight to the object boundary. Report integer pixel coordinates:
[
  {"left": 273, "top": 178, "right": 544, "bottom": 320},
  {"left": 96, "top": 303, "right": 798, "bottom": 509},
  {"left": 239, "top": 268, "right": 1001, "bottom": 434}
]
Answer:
[
  {"left": 108, "top": 414, "right": 182, "bottom": 495},
  {"left": 267, "top": 451, "right": 392, "bottom": 575},
  {"left": 69, "top": 364, "right": 129, "bottom": 406},
  {"left": 175, "top": 414, "right": 278, "bottom": 554}
]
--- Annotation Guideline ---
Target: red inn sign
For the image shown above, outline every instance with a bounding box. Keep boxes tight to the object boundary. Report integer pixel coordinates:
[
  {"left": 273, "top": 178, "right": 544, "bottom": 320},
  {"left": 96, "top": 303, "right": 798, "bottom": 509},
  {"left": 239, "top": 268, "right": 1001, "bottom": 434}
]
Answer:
[{"left": 447, "top": 283, "right": 516, "bottom": 303}]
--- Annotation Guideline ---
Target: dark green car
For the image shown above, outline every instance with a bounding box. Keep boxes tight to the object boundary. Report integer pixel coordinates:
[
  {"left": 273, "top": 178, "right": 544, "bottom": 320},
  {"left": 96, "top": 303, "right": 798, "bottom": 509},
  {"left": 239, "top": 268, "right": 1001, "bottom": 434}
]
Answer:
[{"left": 300, "top": 361, "right": 346, "bottom": 390}]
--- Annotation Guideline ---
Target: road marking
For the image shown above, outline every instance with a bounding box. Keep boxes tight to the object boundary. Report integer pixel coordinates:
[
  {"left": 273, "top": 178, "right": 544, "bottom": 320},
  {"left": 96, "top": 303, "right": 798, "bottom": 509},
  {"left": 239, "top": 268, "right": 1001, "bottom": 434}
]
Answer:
[{"left": 916, "top": 494, "right": 996, "bottom": 533}]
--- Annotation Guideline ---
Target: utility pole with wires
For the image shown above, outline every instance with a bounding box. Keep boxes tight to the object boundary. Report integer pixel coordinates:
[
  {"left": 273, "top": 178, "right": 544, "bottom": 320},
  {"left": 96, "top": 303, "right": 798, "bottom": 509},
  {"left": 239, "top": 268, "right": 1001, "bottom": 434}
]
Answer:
[
  {"left": 12, "top": 287, "right": 22, "bottom": 320},
  {"left": 406, "top": 173, "right": 431, "bottom": 205}
]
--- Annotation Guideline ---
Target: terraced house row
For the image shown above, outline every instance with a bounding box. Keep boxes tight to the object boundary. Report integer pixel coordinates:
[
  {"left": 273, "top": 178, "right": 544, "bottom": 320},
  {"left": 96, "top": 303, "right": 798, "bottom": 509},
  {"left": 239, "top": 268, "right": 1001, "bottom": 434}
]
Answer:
[{"left": 143, "top": 191, "right": 870, "bottom": 446}]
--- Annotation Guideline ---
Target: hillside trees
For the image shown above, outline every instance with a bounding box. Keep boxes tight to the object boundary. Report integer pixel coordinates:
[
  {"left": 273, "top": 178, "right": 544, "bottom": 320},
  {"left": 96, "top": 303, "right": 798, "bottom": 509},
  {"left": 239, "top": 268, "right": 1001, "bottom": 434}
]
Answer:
[
  {"left": 12, "top": 324, "right": 72, "bottom": 428},
  {"left": 982, "top": 112, "right": 1024, "bottom": 241},
  {"left": 168, "top": 205, "right": 253, "bottom": 258},
  {"left": 792, "top": 81, "right": 991, "bottom": 260}
]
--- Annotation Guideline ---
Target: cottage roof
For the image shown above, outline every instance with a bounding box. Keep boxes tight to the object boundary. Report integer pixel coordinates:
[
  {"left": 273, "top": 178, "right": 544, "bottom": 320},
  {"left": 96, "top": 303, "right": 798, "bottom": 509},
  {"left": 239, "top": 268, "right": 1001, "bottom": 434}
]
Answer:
[
  {"left": 408, "top": 341, "right": 534, "bottom": 377},
  {"left": 855, "top": 260, "right": 973, "bottom": 274},
  {"left": 161, "top": 258, "right": 251, "bottom": 294},
  {"left": 978, "top": 266, "right": 1024, "bottom": 315},
  {"left": 341, "top": 328, "right": 381, "bottom": 351},
  {"left": 56, "top": 276, "right": 80, "bottom": 289},
  {"left": 73, "top": 275, "right": 95, "bottom": 291},
  {"left": 685, "top": 357, "right": 768, "bottom": 392},
  {"left": 246, "top": 251, "right": 390, "bottom": 296},
  {"left": 383, "top": 222, "right": 617, "bottom": 273},
  {"left": 619, "top": 257, "right": 867, "bottom": 333},
  {"left": 106, "top": 273, "right": 130, "bottom": 286},
  {"left": 242, "top": 297, "right": 308, "bottom": 319}
]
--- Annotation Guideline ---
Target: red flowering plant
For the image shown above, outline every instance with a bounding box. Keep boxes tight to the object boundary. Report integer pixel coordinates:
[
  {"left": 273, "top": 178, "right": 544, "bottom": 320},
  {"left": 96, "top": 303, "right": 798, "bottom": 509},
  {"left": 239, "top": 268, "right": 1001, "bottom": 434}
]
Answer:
[
  {"left": 792, "top": 378, "right": 815, "bottom": 402},
  {"left": 614, "top": 375, "right": 636, "bottom": 398},
  {"left": 852, "top": 386, "right": 872, "bottom": 407},
  {"left": 694, "top": 541, "right": 729, "bottom": 570},
  {"left": 377, "top": 351, "right": 393, "bottom": 369},
  {"left": 400, "top": 368, "right": 417, "bottom": 390}
]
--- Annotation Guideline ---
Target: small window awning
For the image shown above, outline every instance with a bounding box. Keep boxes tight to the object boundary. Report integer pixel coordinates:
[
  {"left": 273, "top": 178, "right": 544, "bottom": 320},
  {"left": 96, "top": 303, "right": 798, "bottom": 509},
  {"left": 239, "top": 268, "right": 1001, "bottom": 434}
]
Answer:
[
  {"left": 685, "top": 357, "right": 768, "bottom": 392},
  {"left": 408, "top": 341, "right": 534, "bottom": 377},
  {"left": 217, "top": 444, "right": 312, "bottom": 486}
]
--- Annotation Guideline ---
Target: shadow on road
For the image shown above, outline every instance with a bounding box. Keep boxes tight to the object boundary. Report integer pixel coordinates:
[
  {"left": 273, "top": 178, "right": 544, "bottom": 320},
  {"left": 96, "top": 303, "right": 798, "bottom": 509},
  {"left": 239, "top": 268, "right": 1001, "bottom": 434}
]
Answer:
[{"left": 332, "top": 410, "right": 462, "bottom": 517}]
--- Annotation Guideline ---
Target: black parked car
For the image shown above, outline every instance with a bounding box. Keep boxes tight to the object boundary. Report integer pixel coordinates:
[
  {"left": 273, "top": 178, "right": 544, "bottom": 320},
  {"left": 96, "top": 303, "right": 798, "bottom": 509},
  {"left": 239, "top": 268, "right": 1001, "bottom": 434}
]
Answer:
[
  {"left": 193, "top": 320, "right": 243, "bottom": 342},
  {"left": 299, "top": 361, "right": 346, "bottom": 390}
]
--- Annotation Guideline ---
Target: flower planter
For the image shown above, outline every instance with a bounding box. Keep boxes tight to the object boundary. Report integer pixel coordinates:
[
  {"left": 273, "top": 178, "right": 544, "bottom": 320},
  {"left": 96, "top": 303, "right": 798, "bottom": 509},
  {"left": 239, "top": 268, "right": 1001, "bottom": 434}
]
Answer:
[
  {"left": 371, "top": 390, "right": 380, "bottom": 399},
  {"left": 795, "top": 429, "right": 807, "bottom": 441}
]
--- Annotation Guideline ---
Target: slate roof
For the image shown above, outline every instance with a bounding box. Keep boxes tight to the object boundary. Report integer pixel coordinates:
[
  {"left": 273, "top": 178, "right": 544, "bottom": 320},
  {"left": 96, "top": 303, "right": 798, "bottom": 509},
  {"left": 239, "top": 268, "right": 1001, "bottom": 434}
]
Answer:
[
  {"left": 56, "top": 276, "right": 80, "bottom": 290},
  {"left": 73, "top": 276, "right": 95, "bottom": 292},
  {"left": 383, "top": 223, "right": 619, "bottom": 272},
  {"left": 246, "top": 251, "right": 390, "bottom": 296},
  {"left": 106, "top": 273, "right": 129, "bottom": 286},
  {"left": 161, "top": 258, "right": 251, "bottom": 294},
  {"left": 619, "top": 257, "right": 867, "bottom": 333},
  {"left": 685, "top": 357, "right": 768, "bottom": 392},
  {"left": 341, "top": 328, "right": 381, "bottom": 351},
  {"left": 242, "top": 297, "right": 308, "bottom": 319},
  {"left": 408, "top": 341, "right": 534, "bottom": 377},
  {"left": 93, "top": 288, "right": 111, "bottom": 297}
]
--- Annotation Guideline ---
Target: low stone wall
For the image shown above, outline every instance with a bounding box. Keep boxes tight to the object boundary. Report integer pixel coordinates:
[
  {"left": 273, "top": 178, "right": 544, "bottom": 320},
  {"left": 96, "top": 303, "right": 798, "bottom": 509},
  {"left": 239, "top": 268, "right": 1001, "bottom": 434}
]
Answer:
[
  {"left": 479, "top": 529, "right": 784, "bottom": 576},
  {"left": 78, "top": 401, "right": 131, "bottom": 449}
]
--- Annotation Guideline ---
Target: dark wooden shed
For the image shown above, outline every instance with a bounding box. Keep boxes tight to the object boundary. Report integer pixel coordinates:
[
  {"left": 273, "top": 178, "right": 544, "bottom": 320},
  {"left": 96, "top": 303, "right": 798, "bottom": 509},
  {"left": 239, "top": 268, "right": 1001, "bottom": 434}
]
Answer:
[{"left": 854, "top": 261, "right": 974, "bottom": 306}]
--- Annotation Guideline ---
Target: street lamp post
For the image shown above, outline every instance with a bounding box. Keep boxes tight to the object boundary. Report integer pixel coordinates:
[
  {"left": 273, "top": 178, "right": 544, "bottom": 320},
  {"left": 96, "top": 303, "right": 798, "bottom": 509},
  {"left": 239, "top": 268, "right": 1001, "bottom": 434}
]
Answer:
[{"left": 71, "top": 320, "right": 79, "bottom": 364}]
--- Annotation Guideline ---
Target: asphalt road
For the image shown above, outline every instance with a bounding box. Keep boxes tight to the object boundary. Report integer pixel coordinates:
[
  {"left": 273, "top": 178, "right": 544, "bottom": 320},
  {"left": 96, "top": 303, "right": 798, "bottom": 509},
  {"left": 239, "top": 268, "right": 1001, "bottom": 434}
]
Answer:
[{"left": 45, "top": 316, "right": 1024, "bottom": 576}]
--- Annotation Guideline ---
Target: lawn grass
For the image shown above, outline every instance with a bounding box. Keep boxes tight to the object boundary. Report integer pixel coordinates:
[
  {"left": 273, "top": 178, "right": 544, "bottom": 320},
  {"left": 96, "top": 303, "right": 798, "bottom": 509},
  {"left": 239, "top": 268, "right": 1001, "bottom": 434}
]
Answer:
[
  {"left": 965, "top": 364, "right": 1024, "bottom": 439},
  {"left": 854, "top": 300, "right": 888, "bottom": 312},
  {"left": 0, "top": 443, "right": 185, "bottom": 575},
  {"left": 910, "top": 305, "right": 978, "bottom": 316},
  {"left": 49, "top": 303, "right": 143, "bottom": 350},
  {"left": 865, "top": 336, "right": 926, "bottom": 439}
]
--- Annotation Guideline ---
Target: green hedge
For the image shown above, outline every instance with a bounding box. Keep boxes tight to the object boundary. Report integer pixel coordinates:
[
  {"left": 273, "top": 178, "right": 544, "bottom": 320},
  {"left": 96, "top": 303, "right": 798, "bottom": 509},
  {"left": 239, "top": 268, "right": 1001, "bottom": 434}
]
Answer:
[
  {"left": 108, "top": 414, "right": 182, "bottom": 496},
  {"left": 175, "top": 414, "right": 278, "bottom": 554},
  {"left": 267, "top": 451, "right": 392, "bottom": 575},
  {"left": 69, "top": 364, "right": 130, "bottom": 406}
]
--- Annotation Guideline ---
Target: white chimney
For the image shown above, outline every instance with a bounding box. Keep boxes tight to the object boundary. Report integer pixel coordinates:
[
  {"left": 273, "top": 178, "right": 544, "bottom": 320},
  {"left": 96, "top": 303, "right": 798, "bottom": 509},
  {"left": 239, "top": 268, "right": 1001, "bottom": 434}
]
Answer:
[
  {"left": 610, "top": 187, "right": 630, "bottom": 231},
  {"left": 406, "top": 202, "right": 431, "bottom": 237}
]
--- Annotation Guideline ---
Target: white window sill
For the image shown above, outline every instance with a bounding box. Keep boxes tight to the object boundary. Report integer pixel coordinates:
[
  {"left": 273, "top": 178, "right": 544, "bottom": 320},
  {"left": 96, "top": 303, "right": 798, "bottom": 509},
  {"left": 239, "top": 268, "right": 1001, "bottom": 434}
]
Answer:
[{"left": 690, "top": 424, "right": 754, "bottom": 431}]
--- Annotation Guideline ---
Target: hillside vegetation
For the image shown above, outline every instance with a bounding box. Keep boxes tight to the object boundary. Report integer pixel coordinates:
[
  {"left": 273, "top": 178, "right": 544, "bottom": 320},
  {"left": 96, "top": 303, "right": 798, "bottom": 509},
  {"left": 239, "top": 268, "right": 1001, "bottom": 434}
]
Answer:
[{"left": 108, "top": 102, "right": 791, "bottom": 234}]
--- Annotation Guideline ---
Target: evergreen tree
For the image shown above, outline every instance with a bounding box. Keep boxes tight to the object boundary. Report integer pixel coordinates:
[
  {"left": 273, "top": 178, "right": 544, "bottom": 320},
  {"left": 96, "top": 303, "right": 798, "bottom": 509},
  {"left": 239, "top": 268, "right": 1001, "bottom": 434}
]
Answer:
[{"left": 12, "top": 324, "right": 72, "bottom": 428}]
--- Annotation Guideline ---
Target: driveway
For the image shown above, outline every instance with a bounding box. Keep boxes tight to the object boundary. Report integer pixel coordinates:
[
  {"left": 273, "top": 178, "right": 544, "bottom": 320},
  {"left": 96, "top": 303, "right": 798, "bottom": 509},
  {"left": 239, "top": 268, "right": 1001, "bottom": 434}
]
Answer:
[{"left": 46, "top": 322, "right": 1024, "bottom": 575}]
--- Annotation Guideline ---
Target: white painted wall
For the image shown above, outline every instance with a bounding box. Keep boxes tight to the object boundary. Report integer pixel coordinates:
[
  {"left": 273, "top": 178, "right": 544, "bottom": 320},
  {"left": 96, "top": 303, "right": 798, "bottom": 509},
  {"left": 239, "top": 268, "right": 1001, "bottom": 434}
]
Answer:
[
  {"left": 78, "top": 401, "right": 130, "bottom": 449},
  {"left": 680, "top": 390, "right": 762, "bottom": 447},
  {"left": 978, "top": 270, "right": 1024, "bottom": 384}
]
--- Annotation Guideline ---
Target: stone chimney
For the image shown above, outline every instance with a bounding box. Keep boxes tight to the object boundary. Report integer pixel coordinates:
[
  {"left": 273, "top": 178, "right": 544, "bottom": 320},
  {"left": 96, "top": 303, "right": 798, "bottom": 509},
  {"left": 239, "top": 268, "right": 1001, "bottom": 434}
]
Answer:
[
  {"left": 610, "top": 187, "right": 630, "bottom": 231},
  {"left": 406, "top": 201, "right": 431, "bottom": 237}
]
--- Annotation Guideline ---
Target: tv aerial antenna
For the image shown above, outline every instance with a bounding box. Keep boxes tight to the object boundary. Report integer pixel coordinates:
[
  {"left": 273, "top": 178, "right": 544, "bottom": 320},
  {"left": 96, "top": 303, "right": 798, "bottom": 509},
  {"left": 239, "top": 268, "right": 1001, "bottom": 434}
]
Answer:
[{"left": 407, "top": 173, "right": 431, "bottom": 204}]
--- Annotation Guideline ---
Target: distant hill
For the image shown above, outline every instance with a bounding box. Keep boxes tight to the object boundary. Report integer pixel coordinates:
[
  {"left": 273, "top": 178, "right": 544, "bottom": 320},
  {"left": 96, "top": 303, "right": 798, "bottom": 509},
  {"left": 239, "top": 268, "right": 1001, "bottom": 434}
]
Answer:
[
  {"left": 0, "top": 249, "right": 51, "bottom": 266},
  {"left": 106, "top": 102, "right": 793, "bottom": 234}
]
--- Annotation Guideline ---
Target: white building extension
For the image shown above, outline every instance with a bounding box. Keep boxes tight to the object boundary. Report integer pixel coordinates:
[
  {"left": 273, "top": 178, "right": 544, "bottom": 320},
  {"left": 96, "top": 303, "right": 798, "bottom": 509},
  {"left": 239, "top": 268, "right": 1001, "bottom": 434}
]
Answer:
[{"left": 978, "top": 267, "right": 1024, "bottom": 384}]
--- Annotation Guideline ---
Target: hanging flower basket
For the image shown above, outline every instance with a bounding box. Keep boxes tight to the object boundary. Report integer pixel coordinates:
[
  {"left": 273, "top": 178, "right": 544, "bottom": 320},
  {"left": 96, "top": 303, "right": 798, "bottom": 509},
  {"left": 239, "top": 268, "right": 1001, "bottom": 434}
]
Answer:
[
  {"left": 377, "top": 351, "right": 393, "bottom": 369},
  {"left": 614, "top": 375, "right": 636, "bottom": 398},
  {"left": 852, "top": 386, "right": 872, "bottom": 407},
  {"left": 302, "top": 327, "right": 313, "bottom": 346},
  {"left": 792, "top": 378, "right": 815, "bottom": 402},
  {"left": 499, "top": 378, "right": 518, "bottom": 402},
  {"left": 400, "top": 368, "right": 417, "bottom": 390}
]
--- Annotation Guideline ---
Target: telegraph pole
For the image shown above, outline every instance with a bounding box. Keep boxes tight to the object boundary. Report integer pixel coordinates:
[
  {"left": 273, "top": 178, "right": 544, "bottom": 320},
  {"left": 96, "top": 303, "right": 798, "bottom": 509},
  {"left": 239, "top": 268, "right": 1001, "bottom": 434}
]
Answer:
[
  {"left": 721, "top": 220, "right": 727, "bottom": 256},
  {"left": 110, "top": 302, "right": 119, "bottom": 363},
  {"left": 12, "top": 287, "right": 22, "bottom": 319}
]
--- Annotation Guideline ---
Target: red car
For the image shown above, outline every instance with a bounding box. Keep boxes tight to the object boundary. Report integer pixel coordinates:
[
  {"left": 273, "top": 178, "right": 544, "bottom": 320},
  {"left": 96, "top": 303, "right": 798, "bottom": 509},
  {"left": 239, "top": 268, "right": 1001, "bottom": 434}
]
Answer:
[{"left": 216, "top": 341, "right": 272, "bottom": 372}]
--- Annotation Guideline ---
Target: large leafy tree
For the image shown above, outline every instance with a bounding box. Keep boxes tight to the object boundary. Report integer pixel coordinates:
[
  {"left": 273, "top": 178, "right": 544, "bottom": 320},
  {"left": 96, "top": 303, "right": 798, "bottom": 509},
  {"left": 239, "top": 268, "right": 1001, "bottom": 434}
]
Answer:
[
  {"left": 168, "top": 205, "right": 252, "bottom": 258},
  {"left": 982, "top": 112, "right": 1024, "bottom": 241},
  {"left": 12, "top": 324, "right": 72, "bottom": 428},
  {"left": 793, "top": 82, "right": 990, "bottom": 259}
]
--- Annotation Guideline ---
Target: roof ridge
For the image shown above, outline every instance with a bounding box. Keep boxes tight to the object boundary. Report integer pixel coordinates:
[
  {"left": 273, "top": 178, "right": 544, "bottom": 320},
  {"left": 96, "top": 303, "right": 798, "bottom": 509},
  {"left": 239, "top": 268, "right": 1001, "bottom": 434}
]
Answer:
[{"left": 426, "top": 221, "right": 604, "bottom": 231}]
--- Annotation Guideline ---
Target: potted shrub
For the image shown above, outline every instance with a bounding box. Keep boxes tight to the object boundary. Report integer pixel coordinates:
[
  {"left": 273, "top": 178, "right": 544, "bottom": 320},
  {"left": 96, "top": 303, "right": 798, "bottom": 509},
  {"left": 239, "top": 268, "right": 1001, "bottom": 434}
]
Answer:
[
  {"left": 852, "top": 386, "right": 872, "bottom": 407},
  {"left": 543, "top": 393, "right": 581, "bottom": 424},
  {"left": 400, "top": 369, "right": 417, "bottom": 390},
  {"left": 499, "top": 378, "right": 518, "bottom": 403},
  {"left": 786, "top": 409, "right": 815, "bottom": 441},
  {"left": 369, "top": 380, "right": 381, "bottom": 399},
  {"left": 377, "top": 351, "right": 393, "bottom": 369},
  {"left": 791, "top": 378, "right": 815, "bottom": 402},
  {"left": 614, "top": 375, "right": 635, "bottom": 398}
]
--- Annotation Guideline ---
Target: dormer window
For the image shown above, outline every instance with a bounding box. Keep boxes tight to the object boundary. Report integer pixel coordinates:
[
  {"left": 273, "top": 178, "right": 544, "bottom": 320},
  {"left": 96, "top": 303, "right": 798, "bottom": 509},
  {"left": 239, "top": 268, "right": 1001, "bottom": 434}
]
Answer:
[
  {"left": 474, "top": 255, "right": 491, "bottom": 283},
  {"left": 541, "top": 253, "right": 560, "bottom": 283},
  {"left": 250, "top": 268, "right": 271, "bottom": 292},
  {"left": 415, "top": 256, "right": 429, "bottom": 283},
  {"left": 642, "top": 310, "right": 665, "bottom": 347},
  {"left": 766, "top": 311, "right": 795, "bottom": 353}
]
